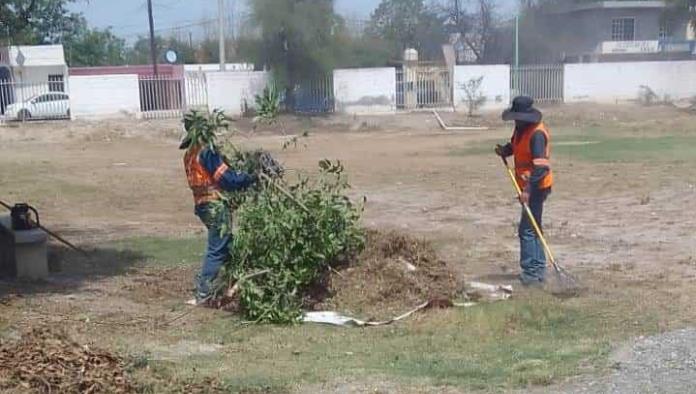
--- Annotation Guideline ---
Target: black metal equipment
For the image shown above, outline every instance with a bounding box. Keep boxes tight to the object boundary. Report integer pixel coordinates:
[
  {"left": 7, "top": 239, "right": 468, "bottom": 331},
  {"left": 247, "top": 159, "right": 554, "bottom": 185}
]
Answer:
[
  {"left": 10, "top": 203, "right": 40, "bottom": 231},
  {"left": 0, "top": 199, "right": 86, "bottom": 254}
]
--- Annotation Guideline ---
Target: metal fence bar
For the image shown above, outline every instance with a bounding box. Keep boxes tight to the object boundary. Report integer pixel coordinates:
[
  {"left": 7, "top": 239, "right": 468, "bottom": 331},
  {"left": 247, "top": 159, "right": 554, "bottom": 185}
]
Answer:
[
  {"left": 291, "top": 74, "right": 334, "bottom": 114},
  {"left": 0, "top": 80, "right": 70, "bottom": 123},
  {"left": 395, "top": 65, "right": 452, "bottom": 111},
  {"left": 138, "top": 75, "right": 196, "bottom": 119},
  {"left": 511, "top": 64, "right": 564, "bottom": 103}
]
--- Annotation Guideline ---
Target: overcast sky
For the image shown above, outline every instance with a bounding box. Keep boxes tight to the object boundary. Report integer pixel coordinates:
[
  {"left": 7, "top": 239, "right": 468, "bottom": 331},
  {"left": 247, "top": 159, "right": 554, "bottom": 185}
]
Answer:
[{"left": 70, "top": 0, "right": 517, "bottom": 39}]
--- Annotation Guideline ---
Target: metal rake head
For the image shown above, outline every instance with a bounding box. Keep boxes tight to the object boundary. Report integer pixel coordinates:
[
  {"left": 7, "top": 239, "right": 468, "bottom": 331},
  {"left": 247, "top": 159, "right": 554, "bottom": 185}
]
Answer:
[
  {"left": 548, "top": 263, "right": 583, "bottom": 297},
  {"left": 258, "top": 151, "right": 284, "bottom": 178}
]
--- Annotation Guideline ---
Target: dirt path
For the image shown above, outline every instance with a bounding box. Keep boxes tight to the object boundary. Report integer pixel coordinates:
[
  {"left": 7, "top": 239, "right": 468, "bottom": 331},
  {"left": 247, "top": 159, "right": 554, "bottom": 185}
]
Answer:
[{"left": 524, "top": 328, "right": 696, "bottom": 394}]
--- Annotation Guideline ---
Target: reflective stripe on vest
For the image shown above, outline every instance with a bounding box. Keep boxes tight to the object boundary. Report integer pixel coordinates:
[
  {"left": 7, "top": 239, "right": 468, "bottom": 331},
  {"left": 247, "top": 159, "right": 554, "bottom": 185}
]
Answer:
[
  {"left": 512, "top": 122, "right": 553, "bottom": 190},
  {"left": 184, "top": 145, "right": 220, "bottom": 205}
]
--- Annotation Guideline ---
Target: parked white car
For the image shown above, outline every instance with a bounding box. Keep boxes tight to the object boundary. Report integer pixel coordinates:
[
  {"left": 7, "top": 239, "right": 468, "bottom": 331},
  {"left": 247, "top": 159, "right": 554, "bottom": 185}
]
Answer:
[{"left": 4, "top": 92, "right": 70, "bottom": 120}]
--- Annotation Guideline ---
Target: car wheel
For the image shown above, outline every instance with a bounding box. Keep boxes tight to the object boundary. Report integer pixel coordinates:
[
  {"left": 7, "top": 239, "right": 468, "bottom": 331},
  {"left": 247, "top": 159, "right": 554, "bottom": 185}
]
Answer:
[
  {"left": 17, "top": 109, "right": 31, "bottom": 121},
  {"left": 66, "top": 108, "right": 71, "bottom": 118}
]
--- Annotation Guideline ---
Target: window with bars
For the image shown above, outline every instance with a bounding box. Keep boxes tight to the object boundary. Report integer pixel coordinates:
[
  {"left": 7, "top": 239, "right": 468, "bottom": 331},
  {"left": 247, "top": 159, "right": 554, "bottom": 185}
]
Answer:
[
  {"left": 48, "top": 74, "right": 64, "bottom": 92},
  {"left": 611, "top": 18, "right": 635, "bottom": 41}
]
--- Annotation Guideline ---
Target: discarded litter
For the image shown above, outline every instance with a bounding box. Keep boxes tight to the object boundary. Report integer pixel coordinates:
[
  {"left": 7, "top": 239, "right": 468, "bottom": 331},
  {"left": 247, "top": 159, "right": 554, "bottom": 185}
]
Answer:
[{"left": 303, "top": 281, "right": 513, "bottom": 327}]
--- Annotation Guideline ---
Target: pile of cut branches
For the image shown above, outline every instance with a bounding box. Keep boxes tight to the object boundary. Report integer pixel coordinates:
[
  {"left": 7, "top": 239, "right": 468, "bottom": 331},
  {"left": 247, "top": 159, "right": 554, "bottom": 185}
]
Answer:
[
  {"left": 214, "top": 158, "right": 364, "bottom": 323},
  {"left": 184, "top": 109, "right": 364, "bottom": 323}
]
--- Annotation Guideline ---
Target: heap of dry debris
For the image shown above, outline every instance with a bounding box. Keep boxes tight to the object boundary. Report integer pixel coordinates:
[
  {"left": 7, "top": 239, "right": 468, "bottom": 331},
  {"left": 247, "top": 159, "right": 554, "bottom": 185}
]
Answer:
[{"left": 0, "top": 327, "right": 133, "bottom": 393}]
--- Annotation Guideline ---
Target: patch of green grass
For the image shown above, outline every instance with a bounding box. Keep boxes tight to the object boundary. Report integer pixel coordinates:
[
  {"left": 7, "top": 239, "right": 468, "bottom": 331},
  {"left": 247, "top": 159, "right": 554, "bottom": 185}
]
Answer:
[
  {"left": 555, "top": 136, "right": 696, "bottom": 163},
  {"left": 452, "top": 133, "right": 696, "bottom": 163},
  {"left": 107, "top": 236, "right": 204, "bottom": 267},
  {"left": 138, "top": 294, "right": 658, "bottom": 392}
]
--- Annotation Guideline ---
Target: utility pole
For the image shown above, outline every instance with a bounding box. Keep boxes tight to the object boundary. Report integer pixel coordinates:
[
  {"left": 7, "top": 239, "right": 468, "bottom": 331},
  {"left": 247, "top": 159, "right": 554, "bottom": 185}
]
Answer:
[
  {"left": 454, "top": 0, "right": 460, "bottom": 25},
  {"left": 147, "top": 0, "right": 158, "bottom": 75},
  {"left": 515, "top": 15, "right": 519, "bottom": 69},
  {"left": 513, "top": 14, "right": 519, "bottom": 95},
  {"left": 218, "top": 0, "right": 226, "bottom": 71}
]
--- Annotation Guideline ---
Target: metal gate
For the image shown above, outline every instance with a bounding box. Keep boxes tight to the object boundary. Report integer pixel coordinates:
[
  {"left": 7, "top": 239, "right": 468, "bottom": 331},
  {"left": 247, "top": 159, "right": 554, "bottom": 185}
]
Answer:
[
  {"left": 289, "top": 75, "right": 334, "bottom": 114},
  {"left": 397, "top": 65, "right": 452, "bottom": 110},
  {"left": 511, "top": 64, "right": 564, "bottom": 103},
  {"left": 139, "top": 74, "right": 209, "bottom": 119},
  {"left": 139, "top": 76, "right": 183, "bottom": 119}
]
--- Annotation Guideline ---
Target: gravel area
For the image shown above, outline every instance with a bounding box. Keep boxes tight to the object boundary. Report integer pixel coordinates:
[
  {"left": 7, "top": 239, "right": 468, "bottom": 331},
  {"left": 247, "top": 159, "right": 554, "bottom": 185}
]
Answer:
[{"left": 533, "top": 328, "right": 696, "bottom": 394}]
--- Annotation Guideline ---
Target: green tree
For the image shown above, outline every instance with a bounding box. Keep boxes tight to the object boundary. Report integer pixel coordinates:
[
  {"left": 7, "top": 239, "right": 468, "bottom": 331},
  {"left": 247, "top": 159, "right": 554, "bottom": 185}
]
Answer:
[
  {"left": 335, "top": 35, "right": 394, "bottom": 67},
  {"left": 0, "top": 0, "right": 131, "bottom": 67},
  {"left": 125, "top": 37, "right": 156, "bottom": 65},
  {"left": 0, "top": 0, "right": 83, "bottom": 45},
  {"left": 64, "top": 27, "right": 127, "bottom": 66},
  {"left": 366, "top": 0, "right": 446, "bottom": 60},
  {"left": 126, "top": 35, "right": 238, "bottom": 65},
  {"left": 241, "top": 0, "right": 343, "bottom": 106}
]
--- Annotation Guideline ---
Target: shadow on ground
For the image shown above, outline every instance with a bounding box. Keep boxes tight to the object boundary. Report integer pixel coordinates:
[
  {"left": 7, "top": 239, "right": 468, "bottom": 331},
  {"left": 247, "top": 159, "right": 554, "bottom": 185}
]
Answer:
[{"left": 0, "top": 244, "right": 145, "bottom": 298}]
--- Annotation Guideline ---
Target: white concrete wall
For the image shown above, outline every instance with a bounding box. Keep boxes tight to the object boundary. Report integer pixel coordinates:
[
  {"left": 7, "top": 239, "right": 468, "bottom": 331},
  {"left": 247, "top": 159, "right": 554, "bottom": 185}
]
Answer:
[
  {"left": 8, "top": 45, "right": 65, "bottom": 67},
  {"left": 206, "top": 71, "right": 269, "bottom": 117},
  {"left": 565, "top": 61, "right": 696, "bottom": 103},
  {"left": 333, "top": 68, "right": 396, "bottom": 114},
  {"left": 453, "top": 65, "right": 510, "bottom": 112},
  {"left": 69, "top": 74, "right": 140, "bottom": 118}
]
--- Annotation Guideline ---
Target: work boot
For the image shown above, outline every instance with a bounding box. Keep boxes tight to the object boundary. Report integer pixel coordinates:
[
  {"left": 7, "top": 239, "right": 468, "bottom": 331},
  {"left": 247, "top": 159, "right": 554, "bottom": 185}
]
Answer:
[
  {"left": 518, "top": 274, "right": 544, "bottom": 288},
  {"left": 185, "top": 292, "right": 213, "bottom": 307}
]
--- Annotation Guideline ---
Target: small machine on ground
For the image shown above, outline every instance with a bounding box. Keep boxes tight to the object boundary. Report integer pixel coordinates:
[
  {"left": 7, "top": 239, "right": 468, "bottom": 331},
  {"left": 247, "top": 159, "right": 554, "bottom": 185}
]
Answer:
[{"left": 0, "top": 202, "right": 49, "bottom": 280}]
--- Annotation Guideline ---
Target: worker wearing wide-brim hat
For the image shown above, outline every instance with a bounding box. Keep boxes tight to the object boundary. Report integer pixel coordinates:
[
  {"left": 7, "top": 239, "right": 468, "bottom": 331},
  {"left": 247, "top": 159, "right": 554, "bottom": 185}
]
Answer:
[
  {"left": 179, "top": 117, "right": 257, "bottom": 305},
  {"left": 495, "top": 96, "right": 553, "bottom": 285}
]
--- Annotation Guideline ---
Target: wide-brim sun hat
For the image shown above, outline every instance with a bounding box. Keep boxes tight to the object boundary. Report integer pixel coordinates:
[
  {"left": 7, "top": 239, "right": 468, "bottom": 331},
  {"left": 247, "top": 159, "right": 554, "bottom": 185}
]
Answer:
[{"left": 502, "top": 95, "right": 542, "bottom": 123}]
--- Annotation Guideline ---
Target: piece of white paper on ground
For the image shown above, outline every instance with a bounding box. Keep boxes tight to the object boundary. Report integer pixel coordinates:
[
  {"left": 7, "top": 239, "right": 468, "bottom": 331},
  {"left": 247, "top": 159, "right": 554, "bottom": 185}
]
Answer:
[
  {"left": 302, "top": 282, "right": 512, "bottom": 327},
  {"left": 303, "top": 301, "right": 430, "bottom": 327}
]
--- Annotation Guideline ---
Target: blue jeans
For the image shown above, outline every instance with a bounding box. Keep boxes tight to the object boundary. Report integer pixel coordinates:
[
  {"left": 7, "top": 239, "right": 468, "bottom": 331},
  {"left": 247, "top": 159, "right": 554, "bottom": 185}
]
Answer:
[
  {"left": 519, "top": 189, "right": 550, "bottom": 284},
  {"left": 194, "top": 203, "right": 231, "bottom": 300}
]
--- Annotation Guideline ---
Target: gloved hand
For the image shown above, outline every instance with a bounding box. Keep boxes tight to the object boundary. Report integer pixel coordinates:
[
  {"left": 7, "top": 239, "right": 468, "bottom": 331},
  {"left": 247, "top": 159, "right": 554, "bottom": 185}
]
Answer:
[
  {"left": 519, "top": 189, "right": 530, "bottom": 205},
  {"left": 494, "top": 144, "right": 506, "bottom": 157},
  {"left": 258, "top": 151, "right": 284, "bottom": 178}
]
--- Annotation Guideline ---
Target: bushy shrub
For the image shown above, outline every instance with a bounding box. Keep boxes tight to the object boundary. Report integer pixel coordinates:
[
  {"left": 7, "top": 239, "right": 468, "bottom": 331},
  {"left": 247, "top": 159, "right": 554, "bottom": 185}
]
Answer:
[{"left": 212, "top": 149, "right": 364, "bottom": 323}]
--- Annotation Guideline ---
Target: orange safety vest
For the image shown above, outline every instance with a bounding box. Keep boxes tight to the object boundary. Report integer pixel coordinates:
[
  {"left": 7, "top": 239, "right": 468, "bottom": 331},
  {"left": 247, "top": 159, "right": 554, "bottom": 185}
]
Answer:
[
  {"left": 512, "top": 122, "right": 553, "bottom": 191},
  {"left": 184, "top": 145, "right": 226, "bottom": 205}
]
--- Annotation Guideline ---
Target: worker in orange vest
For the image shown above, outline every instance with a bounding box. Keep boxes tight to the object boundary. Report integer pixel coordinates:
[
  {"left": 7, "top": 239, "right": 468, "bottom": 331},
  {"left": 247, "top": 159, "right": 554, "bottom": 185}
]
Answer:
[
  {"left": 495, "top": 96, "right": 553, "bottom": 285},
  {"left": 179, "top": 119, "right": 257, "bottom": 305}
]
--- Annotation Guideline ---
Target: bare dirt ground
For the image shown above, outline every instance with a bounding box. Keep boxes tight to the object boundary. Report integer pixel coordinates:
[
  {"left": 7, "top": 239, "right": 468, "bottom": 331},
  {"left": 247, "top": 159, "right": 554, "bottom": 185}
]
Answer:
[{"left": 1, "top": 104, "right": 695, "bottom": 392}]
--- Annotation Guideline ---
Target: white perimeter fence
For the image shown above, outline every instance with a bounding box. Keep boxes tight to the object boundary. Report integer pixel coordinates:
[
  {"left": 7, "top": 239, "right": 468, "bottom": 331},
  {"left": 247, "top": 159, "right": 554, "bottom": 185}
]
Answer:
[
  {"left": 0, "top": 79, "right": 70, "bottom": 122},
  {"left": 2, "top": 60, "right": 694, "bottom": 122}
]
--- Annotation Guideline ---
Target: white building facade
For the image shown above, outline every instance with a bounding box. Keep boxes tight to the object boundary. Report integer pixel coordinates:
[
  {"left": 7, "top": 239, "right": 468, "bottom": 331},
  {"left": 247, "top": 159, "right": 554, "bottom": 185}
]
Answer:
[{"left": 0, "top": 45, "right": 68, "bottom": 116}]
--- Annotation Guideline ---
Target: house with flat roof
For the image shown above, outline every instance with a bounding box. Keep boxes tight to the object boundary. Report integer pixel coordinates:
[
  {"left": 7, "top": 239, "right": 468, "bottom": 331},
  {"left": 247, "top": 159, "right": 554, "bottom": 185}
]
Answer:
[
  {"left": 0, "top": 45, "right": 68, "bottom": 115},
  {"left": 539, "top": 1, "right": 695, "bottom": 62}
]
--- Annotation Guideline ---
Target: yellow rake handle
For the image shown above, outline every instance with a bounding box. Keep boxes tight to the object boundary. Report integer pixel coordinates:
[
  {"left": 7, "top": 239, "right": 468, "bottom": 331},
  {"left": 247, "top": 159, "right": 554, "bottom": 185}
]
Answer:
[{"left": 501, "top": 157, "right": 557, "bottom": 267}]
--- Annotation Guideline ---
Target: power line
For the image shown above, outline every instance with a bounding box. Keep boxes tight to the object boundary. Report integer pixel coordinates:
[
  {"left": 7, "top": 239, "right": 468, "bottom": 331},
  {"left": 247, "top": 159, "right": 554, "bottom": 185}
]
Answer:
[{"left": 120, "top": 18, "right": 218, "bottom": 38}]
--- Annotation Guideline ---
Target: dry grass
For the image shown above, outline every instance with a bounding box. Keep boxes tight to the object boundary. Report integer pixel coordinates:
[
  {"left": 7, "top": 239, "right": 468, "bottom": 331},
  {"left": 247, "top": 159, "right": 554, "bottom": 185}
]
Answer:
[
  {"left": 315, "top": 230, "right": 463, "bottom": 318},
  {"left": 1, "top": 106, "right": 696, "bottom": 392}
]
